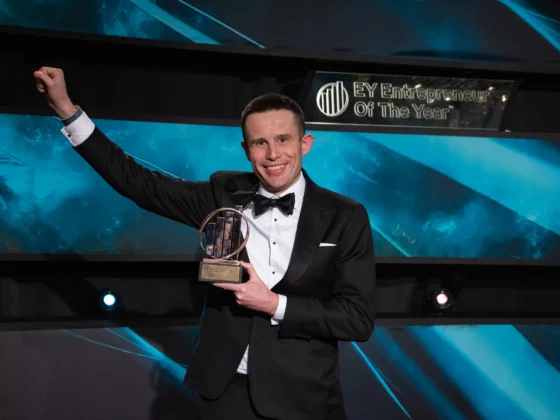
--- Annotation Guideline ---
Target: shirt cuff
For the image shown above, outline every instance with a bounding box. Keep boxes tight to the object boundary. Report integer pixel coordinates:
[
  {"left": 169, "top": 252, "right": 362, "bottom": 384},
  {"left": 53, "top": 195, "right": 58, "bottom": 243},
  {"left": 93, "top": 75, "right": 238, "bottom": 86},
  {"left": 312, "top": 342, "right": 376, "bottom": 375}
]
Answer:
[
  {"left": 271, "top": 294, "right": 287, "bottom": 325},
  {"left": 60, "top": 110, "right": 96, "bottom": 147}
]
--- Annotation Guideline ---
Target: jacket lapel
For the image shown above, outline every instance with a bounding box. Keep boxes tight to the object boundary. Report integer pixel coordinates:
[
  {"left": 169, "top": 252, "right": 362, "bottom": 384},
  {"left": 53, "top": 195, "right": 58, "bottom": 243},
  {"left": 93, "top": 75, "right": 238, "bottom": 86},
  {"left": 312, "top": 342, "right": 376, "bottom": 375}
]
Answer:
[
  {"left": 272, "top": 174, "right": 335, "bottom": 293},
  {"left": 223, "top": 172, "right": 259, "bottom": 209}
]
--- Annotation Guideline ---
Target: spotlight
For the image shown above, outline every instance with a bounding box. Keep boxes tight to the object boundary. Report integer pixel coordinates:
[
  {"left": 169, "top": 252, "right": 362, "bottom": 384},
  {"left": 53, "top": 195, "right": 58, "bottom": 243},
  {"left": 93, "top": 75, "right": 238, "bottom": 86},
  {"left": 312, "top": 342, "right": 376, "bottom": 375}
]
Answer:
[
  {"left": 99, "top": 289, "right": 119, "bottom": 311},
  {"left": 432, "top": 288, "right": 453, "bottom": 310}
]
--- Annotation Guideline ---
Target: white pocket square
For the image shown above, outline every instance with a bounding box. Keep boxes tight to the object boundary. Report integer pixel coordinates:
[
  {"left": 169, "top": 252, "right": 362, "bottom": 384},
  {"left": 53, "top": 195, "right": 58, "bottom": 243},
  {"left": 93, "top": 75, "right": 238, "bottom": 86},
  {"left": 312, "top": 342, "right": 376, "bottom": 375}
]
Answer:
[{"left": 319, "top": 243, "right": 337, "bottom": 247}]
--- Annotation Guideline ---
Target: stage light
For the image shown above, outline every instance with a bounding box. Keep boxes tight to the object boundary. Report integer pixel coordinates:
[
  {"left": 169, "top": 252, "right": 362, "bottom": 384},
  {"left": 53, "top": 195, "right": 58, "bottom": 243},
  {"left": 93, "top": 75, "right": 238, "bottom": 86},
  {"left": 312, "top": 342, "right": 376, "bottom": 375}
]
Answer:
[
  {"left": 99, "top": 289, "right": 118, "bottom": 311},
  {"left": 103, "top": 293, "right": 116, "bottom": 307},
  {"left": 432, "top": 288, "right": 453, "bottom": 310},
  {"left": 436, "top": 292, "right": 448, "bottom": 306}
]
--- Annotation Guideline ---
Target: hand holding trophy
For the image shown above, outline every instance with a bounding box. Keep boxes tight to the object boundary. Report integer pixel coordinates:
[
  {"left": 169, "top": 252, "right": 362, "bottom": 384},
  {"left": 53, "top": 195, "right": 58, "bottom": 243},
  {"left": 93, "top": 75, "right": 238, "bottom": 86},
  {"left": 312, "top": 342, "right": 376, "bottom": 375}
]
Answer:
[{"left": 198, "top": 205, "right": 250, "bottom": 283}]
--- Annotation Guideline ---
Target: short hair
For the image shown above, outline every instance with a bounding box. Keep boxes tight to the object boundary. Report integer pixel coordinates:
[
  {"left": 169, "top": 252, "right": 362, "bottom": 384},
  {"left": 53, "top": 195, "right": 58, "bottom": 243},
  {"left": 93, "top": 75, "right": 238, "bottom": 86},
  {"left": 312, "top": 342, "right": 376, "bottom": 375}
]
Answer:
[{"left": 241, "top": 93, "right": 306, "bottom": 141}]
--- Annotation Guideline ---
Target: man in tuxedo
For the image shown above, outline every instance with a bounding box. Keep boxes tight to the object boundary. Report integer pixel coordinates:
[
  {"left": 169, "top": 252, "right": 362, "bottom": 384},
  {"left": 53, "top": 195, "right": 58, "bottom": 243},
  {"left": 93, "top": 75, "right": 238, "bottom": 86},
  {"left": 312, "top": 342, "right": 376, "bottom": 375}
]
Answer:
[{"left": 34, "top": 67, "right": 376, "bottom": 420}]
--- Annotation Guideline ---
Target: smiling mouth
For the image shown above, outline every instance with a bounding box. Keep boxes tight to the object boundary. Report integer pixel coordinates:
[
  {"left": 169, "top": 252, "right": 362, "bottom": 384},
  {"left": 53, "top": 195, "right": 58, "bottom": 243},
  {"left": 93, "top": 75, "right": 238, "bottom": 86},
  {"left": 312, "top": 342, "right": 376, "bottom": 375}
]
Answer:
[{"left": 265, "top": 164, "right": 286, "bottom": 171}]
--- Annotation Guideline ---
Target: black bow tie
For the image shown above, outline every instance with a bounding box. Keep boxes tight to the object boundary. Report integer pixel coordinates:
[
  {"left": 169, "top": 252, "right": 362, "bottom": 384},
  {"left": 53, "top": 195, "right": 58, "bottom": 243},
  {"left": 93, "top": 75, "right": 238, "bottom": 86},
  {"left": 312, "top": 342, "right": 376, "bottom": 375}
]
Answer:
[{"left": 252, "top": 193, "right": 295, "bottom": 217}]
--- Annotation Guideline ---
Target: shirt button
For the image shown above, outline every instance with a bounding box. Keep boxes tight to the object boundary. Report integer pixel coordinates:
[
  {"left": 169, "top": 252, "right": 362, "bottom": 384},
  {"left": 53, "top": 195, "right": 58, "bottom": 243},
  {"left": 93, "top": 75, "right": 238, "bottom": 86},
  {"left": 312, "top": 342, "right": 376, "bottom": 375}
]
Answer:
[
  {"left": 273, "top": 242, "right": 276, "bottom": 245},
  {"left": 272, "top": 271, "right": 275, "bottom": 274},
  {"left": 274, "top": 219, "right": 277, "bottom": 222}
]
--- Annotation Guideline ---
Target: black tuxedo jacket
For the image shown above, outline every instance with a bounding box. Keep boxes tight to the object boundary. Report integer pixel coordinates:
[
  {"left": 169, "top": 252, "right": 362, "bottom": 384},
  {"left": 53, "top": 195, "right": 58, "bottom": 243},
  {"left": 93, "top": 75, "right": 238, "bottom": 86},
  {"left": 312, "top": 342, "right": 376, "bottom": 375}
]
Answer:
[{"left": 74, "top": 128, "right": 376, "bottom": 420}]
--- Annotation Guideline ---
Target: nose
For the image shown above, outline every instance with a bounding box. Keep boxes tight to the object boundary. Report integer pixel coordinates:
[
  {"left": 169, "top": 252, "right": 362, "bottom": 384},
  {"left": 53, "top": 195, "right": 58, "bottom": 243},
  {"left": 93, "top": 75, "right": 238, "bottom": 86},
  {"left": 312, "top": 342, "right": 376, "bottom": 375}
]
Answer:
[{"left": 266, "top": 143, "right": 279, "bottom": 160}]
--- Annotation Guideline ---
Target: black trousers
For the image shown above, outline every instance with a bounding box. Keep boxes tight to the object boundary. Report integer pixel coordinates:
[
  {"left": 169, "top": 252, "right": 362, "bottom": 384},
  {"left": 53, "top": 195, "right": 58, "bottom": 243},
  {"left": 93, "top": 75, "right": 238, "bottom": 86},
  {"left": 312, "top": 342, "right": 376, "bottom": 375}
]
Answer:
[
  {"left": 198, "top": 374, "right": 347, "bottom": 420},
  {"left": 198, "top": 374, "right": 269, "bottom": 420}
]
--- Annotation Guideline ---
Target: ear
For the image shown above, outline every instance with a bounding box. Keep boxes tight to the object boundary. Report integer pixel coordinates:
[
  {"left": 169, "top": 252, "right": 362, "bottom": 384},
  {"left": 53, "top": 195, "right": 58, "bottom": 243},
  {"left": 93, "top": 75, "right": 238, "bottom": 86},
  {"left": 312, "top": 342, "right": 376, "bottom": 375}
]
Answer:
[
  {"left": 240, "top": 140, "right": 251, "bottom": 161},
  {"left": 301, "top": 133, "right": 314, "bottom": 156}
]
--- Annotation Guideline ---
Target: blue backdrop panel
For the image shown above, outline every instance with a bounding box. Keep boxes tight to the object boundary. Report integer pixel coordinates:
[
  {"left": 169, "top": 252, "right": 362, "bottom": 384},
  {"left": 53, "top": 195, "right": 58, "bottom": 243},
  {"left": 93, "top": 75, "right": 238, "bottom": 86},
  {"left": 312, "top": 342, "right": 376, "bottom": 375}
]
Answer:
[
  {"left": 1, "top": 0, "right": 558, "bottom": 58},
  {"left": 0, "top": 113, "right": 559, "bottom": 261}
]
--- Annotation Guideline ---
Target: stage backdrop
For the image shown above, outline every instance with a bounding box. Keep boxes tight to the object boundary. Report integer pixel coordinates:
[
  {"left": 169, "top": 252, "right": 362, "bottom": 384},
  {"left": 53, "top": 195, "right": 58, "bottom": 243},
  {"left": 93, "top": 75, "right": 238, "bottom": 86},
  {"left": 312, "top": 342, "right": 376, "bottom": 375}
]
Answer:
[
  {"left": 0, "top": 0, "right": 558, "bottom": 63},
  {"left": 0, "top": 113, "right": 559, "bottom": 264},
  {"left": 0, "top": 324, "right": 558, "bottom": 420}
]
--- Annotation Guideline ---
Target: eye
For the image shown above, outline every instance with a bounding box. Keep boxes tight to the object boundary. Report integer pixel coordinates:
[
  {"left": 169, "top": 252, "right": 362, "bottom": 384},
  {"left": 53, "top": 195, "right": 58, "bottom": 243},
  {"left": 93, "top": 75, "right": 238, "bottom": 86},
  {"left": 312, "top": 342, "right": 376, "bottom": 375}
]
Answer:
[{"left": 279, "top": 137, "right": 287, "bottom": 143}]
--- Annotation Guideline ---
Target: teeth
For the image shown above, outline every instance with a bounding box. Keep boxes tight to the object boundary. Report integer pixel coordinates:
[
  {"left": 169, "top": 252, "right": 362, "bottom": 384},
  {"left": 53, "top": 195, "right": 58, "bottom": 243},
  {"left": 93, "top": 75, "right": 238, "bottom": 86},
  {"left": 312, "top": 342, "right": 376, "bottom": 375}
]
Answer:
[{"left": 268, "top": 165, "right": 285, "bottom": 170}]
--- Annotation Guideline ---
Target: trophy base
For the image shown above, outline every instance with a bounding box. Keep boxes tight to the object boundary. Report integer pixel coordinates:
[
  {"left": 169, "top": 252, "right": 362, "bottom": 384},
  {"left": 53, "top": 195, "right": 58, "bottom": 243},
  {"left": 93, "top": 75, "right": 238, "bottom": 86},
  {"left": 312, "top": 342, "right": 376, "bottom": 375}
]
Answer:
[{"left": 199, "top": 259, "right": 243, "bottom": 283}]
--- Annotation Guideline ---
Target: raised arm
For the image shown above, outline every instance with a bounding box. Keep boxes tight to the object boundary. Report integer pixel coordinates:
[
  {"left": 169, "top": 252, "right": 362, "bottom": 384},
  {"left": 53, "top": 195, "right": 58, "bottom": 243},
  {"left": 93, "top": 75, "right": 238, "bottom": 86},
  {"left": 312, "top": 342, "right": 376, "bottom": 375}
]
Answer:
[{"left": 34, "top": 67, "right": 216, "bottom": 229}]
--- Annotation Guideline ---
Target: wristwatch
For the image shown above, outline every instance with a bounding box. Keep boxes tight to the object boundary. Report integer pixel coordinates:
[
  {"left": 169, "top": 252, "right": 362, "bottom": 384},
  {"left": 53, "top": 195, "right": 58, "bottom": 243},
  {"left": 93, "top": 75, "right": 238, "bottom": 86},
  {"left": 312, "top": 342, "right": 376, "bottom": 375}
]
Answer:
[{"left": 62, "top": 105, "right": 83, "bottom": 126}]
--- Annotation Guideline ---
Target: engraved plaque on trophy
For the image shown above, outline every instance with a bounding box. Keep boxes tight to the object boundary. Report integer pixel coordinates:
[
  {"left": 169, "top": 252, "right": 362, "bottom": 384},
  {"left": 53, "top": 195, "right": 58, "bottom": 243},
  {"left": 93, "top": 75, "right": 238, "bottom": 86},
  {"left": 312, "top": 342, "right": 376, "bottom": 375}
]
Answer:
[{"left": 198, "top": 205, "right": 249, "bottom": 283}]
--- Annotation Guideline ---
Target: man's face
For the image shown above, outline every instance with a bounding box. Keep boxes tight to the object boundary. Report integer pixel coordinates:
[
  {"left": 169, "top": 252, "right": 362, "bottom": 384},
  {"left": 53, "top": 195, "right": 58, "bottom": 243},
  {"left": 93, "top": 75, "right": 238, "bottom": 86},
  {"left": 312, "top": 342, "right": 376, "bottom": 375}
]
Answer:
[{"left": 241, "top": 109, "right": 313, "bottom": 195}]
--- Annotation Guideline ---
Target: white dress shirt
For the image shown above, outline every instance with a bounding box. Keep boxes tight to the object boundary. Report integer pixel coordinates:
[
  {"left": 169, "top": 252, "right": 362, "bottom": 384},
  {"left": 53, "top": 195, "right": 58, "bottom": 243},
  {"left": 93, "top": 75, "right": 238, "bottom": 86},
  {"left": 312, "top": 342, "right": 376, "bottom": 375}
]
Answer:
[
  {"left": 236, "top": 172, "right": 305, "bottom": 374},
  {"left": 61, "top": 111, "right": 305, "bottom": 375}
]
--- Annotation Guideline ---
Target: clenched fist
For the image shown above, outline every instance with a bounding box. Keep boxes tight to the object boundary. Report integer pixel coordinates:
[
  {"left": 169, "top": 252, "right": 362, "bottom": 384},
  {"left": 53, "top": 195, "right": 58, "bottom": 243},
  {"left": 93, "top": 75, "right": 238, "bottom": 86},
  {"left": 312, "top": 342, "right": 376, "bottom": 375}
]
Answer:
[{"left": 34, "top": 67, "right": 76, "bottom": 119}]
